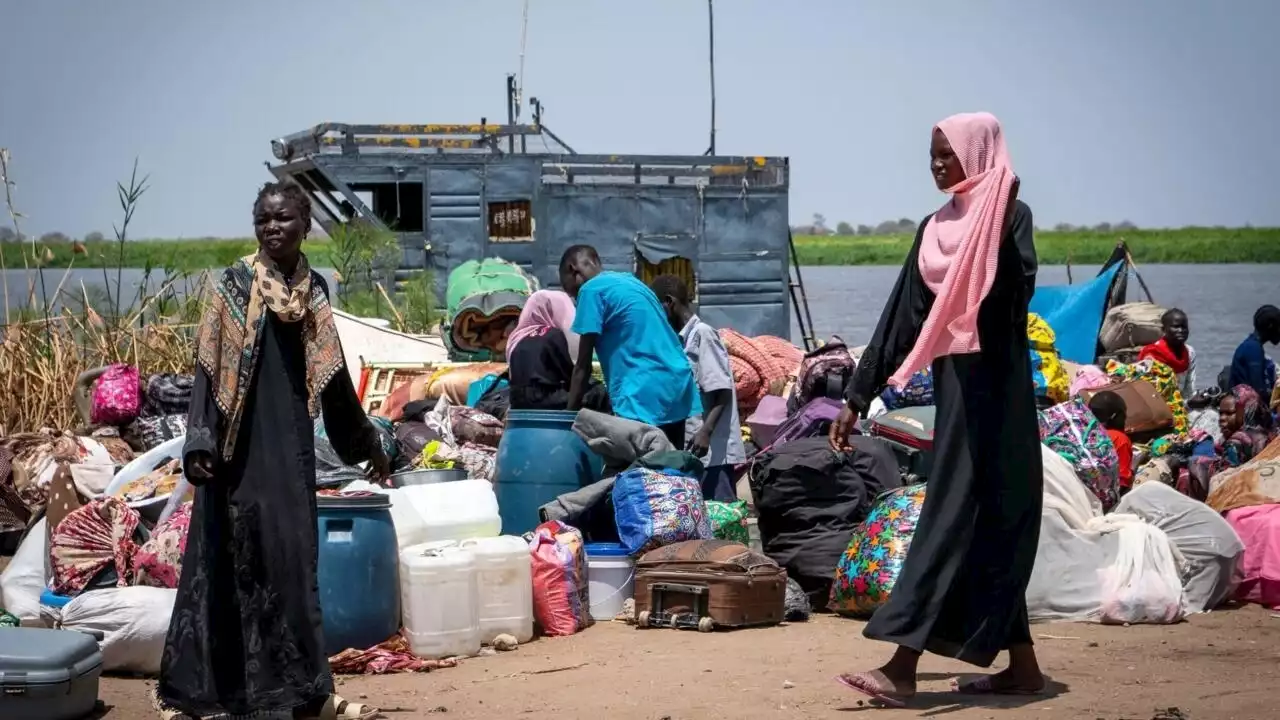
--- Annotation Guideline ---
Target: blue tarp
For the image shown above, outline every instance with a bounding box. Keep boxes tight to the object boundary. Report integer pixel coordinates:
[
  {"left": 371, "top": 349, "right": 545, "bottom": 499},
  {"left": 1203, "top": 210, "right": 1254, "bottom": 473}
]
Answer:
[{"left": 1029, "top": 263, "right": 1124, "bottom": 365}]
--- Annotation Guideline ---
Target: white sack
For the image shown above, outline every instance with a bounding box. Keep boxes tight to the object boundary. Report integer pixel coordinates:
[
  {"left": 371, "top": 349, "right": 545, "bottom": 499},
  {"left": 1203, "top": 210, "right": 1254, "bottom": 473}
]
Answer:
[
  {"left": 0, "top": 519, "right": 48, "bottom": 626},
  {"left": 1114, "top": 482, "right": 1244, "bottom": 612},
  {"left": 1027, "top": 445, "right": 1187, "bottom": 624},
  {"left": 58, "top": 586, "right": 175, "bottom": 675}
]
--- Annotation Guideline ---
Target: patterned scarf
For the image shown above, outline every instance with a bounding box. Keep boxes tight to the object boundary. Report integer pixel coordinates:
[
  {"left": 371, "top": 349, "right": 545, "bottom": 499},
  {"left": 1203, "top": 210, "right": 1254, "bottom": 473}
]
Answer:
[{"left": 195, "top": 252, "right": 345, "bottom": 460}]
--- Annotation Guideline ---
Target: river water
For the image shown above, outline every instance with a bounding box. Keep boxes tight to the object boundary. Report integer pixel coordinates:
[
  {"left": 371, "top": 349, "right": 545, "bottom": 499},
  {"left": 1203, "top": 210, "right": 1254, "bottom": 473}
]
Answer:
[{"left": 4, "top": 264, "right": 1276, "bottom": 379}]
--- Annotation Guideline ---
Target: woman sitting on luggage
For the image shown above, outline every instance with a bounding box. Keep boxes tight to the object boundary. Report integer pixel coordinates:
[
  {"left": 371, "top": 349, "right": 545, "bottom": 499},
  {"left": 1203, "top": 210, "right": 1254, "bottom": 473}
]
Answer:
[
  {"left": 505, "top": 289, "right": 608, "bottom": 412},
  {"left": 1185, "top": 385, "right": 1277, "bottom": 499},
  {"left": 829, "top": 112, "right": 1045, "bottom": 705}
]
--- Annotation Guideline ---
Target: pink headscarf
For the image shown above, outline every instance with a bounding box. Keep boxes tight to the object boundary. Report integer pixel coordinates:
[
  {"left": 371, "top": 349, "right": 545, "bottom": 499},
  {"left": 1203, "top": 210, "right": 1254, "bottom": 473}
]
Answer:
[
  {"left": 505, "top": 289, "right": 579, "bottom": 359},
  {"left": 887, "top": 112, "right": 1017, "bottom": 388}
]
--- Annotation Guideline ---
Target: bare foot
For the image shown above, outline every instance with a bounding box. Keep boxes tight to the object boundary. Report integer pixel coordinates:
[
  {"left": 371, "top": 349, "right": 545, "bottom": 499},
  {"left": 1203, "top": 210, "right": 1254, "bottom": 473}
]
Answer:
[
  {"left": 955, "top": 667, "right": 1045, "bottom": 695},
  {"left": 835, "top": 669, "right": 916, "bottom": 708}
]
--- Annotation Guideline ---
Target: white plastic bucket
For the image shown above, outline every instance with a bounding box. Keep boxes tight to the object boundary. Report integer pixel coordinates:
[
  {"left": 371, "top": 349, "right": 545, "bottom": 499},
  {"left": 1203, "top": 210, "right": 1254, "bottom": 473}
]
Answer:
[{"left": 584, "top": 542, "right": 635, "bottom": 621}]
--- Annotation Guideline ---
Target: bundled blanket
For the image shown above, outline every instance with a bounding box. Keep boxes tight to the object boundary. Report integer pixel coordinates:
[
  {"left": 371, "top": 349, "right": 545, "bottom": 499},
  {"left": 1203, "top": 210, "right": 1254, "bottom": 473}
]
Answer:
[{"left": 718, "top": 329, "right": 803, "bottom": 413}]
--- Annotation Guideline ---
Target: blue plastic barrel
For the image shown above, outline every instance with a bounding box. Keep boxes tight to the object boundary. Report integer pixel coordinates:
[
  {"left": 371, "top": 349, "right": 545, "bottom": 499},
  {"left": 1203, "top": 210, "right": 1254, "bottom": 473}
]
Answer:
[
  {"left": 315, "top": 494, "right": 401, "bottom": 656},
  {"left": 493, "top": 409, "right": 604, "bottom": 535}
]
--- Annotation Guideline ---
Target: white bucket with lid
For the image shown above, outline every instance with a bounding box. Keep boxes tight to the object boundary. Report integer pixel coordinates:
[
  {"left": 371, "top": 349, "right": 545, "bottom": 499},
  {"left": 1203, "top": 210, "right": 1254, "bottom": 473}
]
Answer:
[{"left": 584, "top": 542, "right": 635, "bottom": 622}]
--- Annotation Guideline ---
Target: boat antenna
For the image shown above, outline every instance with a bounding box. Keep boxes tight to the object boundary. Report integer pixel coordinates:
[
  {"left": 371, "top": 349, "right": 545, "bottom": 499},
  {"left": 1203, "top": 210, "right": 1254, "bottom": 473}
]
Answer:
[
  {"left": 516, "top": 0, "right": 530, "bottom": 122},
  {"left": 706, "top": 0, "right": 717, "bottom": 156}
]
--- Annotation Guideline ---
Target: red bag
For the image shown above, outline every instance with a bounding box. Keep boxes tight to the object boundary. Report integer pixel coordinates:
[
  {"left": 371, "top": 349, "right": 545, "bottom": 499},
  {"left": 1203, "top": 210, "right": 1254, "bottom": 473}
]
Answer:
[
  {"left": 90, "top": 364, "right": 143, "bottom": 426},
  {"left": 528, "top": 520, "right": 592, "bottom": 636}
]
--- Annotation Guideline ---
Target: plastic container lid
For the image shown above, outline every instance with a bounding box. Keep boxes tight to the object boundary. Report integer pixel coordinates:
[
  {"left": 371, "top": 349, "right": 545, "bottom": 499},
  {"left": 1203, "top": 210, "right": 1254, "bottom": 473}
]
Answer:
[
  {"left": 583, "top": 542, "right": 629, "bottom": 558},
  {"left": 316, "top": 493, "right": 392, "bottom": 511}
]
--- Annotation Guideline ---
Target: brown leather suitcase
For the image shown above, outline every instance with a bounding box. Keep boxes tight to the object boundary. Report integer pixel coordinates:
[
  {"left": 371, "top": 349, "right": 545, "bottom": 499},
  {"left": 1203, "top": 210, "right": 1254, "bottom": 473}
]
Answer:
[
  {"left": 1080, "top": 379, "right": 1175, "bottom": 442},
  {"left": 633, "top": 539, "right": 786, "bottom": 632}
]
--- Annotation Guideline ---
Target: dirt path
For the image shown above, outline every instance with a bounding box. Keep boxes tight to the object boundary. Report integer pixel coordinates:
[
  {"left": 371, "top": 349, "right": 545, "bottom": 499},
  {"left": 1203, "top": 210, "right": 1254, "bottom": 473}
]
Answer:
[{"left": 97, "top": 604, "right": 1279, "bottom": 720}]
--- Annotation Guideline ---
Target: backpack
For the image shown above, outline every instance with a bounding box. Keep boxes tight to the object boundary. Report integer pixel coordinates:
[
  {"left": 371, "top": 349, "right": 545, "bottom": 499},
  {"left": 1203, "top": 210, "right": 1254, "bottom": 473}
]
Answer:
[{"left": 786, "top": 337, "right": 855, "bottom": 414}]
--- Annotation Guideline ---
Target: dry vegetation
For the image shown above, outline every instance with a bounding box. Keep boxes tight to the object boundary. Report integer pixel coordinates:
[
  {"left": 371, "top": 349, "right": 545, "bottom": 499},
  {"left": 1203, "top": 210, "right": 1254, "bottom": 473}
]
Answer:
[{"left": 0, "top": 151, "right": 201, "bottom": 434}]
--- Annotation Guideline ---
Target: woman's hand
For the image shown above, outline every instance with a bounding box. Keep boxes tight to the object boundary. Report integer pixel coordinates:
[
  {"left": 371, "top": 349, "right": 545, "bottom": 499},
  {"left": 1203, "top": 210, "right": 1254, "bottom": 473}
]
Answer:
[
  {"left": 366, "top": 446, "right": 392, "bottom": 486},
  {"left": 829, "top": 404, "right": 859, "bottom": 453},
  {"left": 185, "top": 451, "right": 216, "bottom": 484}
]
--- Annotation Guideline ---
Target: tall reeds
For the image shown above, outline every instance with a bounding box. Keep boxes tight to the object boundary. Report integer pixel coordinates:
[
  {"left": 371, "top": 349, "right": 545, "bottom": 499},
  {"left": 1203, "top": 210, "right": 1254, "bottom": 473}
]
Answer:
[{"left": 0, "top": 153, "right": 202, "bottom": 434}]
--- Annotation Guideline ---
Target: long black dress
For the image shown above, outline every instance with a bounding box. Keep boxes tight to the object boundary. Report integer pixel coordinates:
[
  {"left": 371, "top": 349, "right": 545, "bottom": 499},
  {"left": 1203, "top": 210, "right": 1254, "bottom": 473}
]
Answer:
[
  {"left": 159, "top": 311, "right": 377, "bottom": 717},
  {"left": 847, "top": 201, "right": 1042, "bottom": 668}
]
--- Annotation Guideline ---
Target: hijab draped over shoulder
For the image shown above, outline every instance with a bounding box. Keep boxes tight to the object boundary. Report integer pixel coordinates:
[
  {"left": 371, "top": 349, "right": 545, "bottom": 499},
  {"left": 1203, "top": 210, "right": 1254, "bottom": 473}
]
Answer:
[
  {"left": 505, "top": 289, "right": 579, "bottom": 359},
  {"left": 889, "top": 112, "right": 1017, "bottom": 387}
]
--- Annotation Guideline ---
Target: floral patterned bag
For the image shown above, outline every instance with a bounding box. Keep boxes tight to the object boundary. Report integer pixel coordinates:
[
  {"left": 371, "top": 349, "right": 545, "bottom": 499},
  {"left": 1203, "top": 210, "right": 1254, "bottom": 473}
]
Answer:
[
  {"left": 1039, "top": 397, "right": 1121, "bottom": 509},
  {"left": 829, "top": 484, "right": 927, "bottom": 617},
  {"left": 612, "top": 467, "right": 712, "bottom": 555},
  {"left": 706, "top": 500, "right": 750, "bottom": 545}
]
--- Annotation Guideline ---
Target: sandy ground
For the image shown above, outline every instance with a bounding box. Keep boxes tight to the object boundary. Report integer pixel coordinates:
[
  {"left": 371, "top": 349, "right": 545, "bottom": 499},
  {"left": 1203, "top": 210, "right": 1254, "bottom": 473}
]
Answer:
[{"left": 95, "top": 604, "right": 1280, "bottom": 720}]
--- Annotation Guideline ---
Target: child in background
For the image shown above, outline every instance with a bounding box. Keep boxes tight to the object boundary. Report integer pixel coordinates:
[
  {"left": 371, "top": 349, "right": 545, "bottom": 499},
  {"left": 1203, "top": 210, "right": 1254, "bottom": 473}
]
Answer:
[
  {"left": 649, "top": 274, "right": 746, "bottom": 502},
  {"left": 1088, "top": 390, "right": 1134, "bottom": 494},
  {"left": 1139, "top": 308, "right": 1196, "bottom": 398}
]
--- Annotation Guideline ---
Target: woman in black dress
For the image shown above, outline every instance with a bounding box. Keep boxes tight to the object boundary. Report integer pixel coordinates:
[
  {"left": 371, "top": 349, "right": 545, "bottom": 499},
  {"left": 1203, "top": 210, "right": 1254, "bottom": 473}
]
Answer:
[
  {"left": 829, "top": 113, "right": 1045, "bottom": 706},
  {"left": 157, "top": 182, "right": 390, "bottom": 720}
]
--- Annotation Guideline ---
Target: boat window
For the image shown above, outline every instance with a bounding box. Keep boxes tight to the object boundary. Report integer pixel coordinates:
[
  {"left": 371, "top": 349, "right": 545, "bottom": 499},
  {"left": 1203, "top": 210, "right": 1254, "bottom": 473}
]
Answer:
[
  {"left": 487, "top": 200, "right": 534, "bottom": 243},
  {"left": 635, "top": 253, "right": 697, "bottom": 302},
  {"left": 350, "top": 183, "right": 424, "bottom": 232}
]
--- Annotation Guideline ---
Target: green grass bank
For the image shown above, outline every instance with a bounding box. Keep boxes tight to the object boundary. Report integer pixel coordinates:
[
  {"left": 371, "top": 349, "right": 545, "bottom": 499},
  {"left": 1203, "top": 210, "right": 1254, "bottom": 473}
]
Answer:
[{"left": 15, "top": 226, "right": 1280, "bottom": 270}]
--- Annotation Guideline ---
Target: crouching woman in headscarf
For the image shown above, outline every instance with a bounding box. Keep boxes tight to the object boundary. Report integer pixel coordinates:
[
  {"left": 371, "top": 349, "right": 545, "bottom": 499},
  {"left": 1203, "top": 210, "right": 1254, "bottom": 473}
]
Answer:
[
  {"left": 828, "top": 113, "right": 1045, "bottom": 706},
  {"left": 504, "top": 289, "right": 609, "bottom": 412},
  {"left": 156, "top": 182, "right": 390, "bottom": 720}
]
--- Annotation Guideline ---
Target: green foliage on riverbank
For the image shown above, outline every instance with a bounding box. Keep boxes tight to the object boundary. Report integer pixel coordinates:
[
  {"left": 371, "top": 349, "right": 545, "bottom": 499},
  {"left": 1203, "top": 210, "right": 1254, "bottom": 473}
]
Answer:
[
  {"left": 11, "top": 226, "right": 1280, "bottom": 269},
  {"left": 793, "top": 227, "right": 1280, "bottom": 265}
]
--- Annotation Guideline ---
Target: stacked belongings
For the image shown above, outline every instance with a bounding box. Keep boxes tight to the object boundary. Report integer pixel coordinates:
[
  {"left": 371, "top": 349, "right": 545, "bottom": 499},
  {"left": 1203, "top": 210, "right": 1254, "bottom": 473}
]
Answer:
[
  {"left": 444, "top": 258, "right": 538, "bottom": 361},
  {"left": 1206, "top": 438, "right": 1280, "bottom": 610},
  {"left": 749, "top": 436, "right": 902, "bottom": 605}
]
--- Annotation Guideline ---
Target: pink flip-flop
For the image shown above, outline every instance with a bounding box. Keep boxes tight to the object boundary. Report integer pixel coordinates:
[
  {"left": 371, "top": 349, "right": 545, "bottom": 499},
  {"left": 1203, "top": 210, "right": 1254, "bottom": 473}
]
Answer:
[{"left": 835, "top": 672, "right": 909, "bottom": 708}]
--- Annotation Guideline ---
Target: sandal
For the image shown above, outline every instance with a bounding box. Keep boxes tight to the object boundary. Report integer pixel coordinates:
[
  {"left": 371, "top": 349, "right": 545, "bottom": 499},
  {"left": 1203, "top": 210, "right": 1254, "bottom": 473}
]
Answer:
[
  {"left": 311, "top": 694, "right": 380, "bottom": 720},
  {"left": 835, "top": 672, "right": 910, "bottom": 708},
  {"left": 955, "top": 674, "right": 1045, "bottom": 696}
]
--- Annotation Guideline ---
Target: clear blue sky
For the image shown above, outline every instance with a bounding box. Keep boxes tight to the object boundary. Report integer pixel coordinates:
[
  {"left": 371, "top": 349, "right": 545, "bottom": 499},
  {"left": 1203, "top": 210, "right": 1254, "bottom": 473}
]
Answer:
[{"left": 2, "top": 0, "right": 1277, "bottom": 239}]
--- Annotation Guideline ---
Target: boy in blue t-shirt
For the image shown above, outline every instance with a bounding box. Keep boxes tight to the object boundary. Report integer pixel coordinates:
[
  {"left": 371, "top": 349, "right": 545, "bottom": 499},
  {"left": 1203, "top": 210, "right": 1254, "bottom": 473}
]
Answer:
[{"left": 558, "top": 245, "right": 700, "bottom": 447}]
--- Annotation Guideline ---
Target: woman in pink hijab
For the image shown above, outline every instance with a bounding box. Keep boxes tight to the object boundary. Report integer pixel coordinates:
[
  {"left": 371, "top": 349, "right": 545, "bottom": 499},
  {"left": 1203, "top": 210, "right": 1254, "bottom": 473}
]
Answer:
[
  {"left": 506, "top": 289, "right": 608, "bottom": 411},
  {"left": 829, "top": 113, "right": 1045, "bottom": 705}
]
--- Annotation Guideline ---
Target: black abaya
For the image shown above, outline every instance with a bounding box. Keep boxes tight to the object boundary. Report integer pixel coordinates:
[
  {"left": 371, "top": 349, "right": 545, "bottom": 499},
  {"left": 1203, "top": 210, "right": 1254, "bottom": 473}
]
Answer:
[
  {"left": 159, "top": 311, "right": 377, "bottom": 717},
  {"left": 847, "top": 201, "right": 1042, "bottom": 668}
]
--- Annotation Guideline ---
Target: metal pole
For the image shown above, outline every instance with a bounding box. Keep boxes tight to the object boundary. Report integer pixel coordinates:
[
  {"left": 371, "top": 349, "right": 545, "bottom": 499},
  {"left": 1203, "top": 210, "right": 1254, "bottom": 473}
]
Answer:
[
  {"left": 506, "top": 75, "right": 517, "bottom": 154},
  {"left": 707, "top": 0, "right": 716, "bottom": 156}
]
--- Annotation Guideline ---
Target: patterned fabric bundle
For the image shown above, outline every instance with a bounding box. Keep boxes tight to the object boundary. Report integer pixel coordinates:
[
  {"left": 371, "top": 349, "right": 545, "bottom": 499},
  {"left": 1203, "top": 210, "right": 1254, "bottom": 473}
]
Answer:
[
  {"left": 195, "top": 252, "right": 344, "bottom": 460},
  {"left": 718, "top": 329, "right": 803, "bottom": 412},
  {"left": 1039, "top": 397, "right": 1121, "bottom": 509},
  {"left": 612, "top": 467, "right": 713, "bottom": 555},
  {"left": 2, "top": 432, "right": 91, "bottom": 514},
  {"left": 49, "top": 497, "right": 142, "bottom": 595},
  {"left": 0, "top": 447, "right": 29, "bottom": 533},
  {"left": 133, "top": 502, "right": 193, "bottom": 589},
  {"left": 829, "top": 484, "right": 927, "bottom": 616},
  {"left": 0, "top": 610, "right": 19, "bottom": 628},
  {"left": 706, "top": 500, "right": 750, "bottom": 545},
  {"left": 328, "top": 632, "right": 460, "bottom": 674},
  {"left": 880, "top": 368, "right": 934, "bottom": 410},
  {"left": 448, "top": 406, "right": 504, "bottom": 449},
  {"left": 1105, "top": 358, "right": 1188, "bottom": 434},
  {"left": 528, "top": 520, "right": 592, "bottom": 636},
  {"left": 143, "top": 373, "right": 194, "bottom": 417},
  {"left": 131, "top": 414, "right": 188, "bottom": 452},
  {"left": 1027, "top": 313, "right": 1070, "bottom": 404}
]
